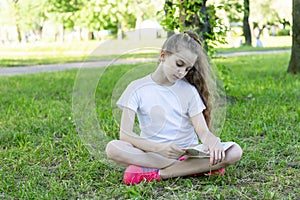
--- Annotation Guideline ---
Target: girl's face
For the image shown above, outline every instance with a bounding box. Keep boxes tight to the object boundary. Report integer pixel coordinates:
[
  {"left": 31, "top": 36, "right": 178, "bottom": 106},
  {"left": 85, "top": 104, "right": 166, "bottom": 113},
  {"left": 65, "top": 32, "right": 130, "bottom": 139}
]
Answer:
[{"left": 161, "top": 48, "right": 197, "bottom": 84}]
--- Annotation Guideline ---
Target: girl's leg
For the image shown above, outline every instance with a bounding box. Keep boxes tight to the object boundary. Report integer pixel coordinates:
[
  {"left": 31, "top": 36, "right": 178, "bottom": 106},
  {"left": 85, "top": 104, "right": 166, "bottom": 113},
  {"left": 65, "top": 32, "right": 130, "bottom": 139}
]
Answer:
[
  {"left": 105, "top": 140, "right": 177, "bottom": 169},
  {"left": 159, "top": 143, "right": 243, "bottom": 178}
]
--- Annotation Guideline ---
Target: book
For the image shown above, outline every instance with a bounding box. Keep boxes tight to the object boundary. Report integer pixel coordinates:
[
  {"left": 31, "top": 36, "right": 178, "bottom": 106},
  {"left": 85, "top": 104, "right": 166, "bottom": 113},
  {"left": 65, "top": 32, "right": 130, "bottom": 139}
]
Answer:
[{"left": 183, "top": 142, "right": 235, "bottom": 158}]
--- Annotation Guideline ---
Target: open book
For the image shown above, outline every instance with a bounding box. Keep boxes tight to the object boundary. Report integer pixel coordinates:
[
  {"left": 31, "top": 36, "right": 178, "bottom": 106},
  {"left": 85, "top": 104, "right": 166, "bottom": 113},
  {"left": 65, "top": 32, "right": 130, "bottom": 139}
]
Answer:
[{"left": 183, "top": 142, "right": 235, "bottom": 158}]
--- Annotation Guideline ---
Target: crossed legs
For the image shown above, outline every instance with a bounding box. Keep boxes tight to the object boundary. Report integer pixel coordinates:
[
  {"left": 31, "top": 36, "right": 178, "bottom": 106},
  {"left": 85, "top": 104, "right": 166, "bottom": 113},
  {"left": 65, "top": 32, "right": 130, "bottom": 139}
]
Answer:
[{"left": 106, "top": 140, "right": 243, "bottom": 178}]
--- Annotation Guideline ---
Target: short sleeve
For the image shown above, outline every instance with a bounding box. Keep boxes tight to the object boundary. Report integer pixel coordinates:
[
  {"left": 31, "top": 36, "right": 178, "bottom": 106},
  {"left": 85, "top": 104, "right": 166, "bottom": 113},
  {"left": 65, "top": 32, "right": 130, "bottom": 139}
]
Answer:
[
  {"left": 116, "top": 82, "right": 139, "bottom": 112},
  {"left": 188, "top": 87, "right": 206, "bottom": 117}
]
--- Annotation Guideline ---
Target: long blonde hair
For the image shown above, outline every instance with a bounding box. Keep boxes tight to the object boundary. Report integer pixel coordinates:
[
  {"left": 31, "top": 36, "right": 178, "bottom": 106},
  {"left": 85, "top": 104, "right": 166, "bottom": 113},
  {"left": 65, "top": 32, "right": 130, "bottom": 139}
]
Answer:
[{"left": 161, "top": 31, "right": 215, "bottom": 131}]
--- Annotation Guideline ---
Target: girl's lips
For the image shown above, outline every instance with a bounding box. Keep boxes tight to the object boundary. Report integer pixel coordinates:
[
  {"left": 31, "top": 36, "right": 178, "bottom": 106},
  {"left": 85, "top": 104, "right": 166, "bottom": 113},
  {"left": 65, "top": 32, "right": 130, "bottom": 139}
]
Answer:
[{"left": 174, "top": 75, "right": 180, "bottom": 80}]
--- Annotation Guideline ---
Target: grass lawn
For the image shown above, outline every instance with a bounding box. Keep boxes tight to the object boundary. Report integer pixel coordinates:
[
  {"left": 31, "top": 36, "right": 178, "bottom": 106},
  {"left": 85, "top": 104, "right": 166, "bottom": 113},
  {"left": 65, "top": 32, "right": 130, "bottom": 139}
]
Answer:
[
  {"left": 0, "top": 36, "right": 291, "bottom": 68},
  {"left": 0, "top": 53, "right": 299, "bottom": 199}
]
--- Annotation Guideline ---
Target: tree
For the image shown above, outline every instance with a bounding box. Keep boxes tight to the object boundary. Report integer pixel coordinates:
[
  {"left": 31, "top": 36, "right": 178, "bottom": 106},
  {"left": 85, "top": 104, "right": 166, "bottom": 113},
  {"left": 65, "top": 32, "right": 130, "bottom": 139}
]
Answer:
[
  {"left": 20, "top": 0, "right": 48, "bottom": 41},
  {"left": 287, "top": 0, "right": 300, "bottom": 74},
  {"left": 243, "top": 0, "right": 251, "bottom": 46},
  {"left": 3, "top": 0, "right": 22, "bottom": 42},
  {"left": 163, "top": 0, "right": 175, "bottom": 37},
  {"left": 161, "top": 0, "right": 227, "bottom": 52},
  {"left": 75, "top": 0, "right": 119, "bottom": 38},
  {"left": 46, "top": 0, "right": 84, "bottom": 41},
  {"left": 221, "top": 0, "right": 243, "bottom": 23},
  {"left": 251, "top": 0, "right": 292, "bottom": 27}
]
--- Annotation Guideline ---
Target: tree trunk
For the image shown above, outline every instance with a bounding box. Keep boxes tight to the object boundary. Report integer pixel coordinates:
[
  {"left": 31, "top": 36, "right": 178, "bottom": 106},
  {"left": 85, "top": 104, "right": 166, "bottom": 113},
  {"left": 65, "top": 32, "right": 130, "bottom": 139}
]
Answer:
[
  {"left": 12, "top": 0, "right": 21, "bottom": 42},
  {"left": 36, "top": 25, "right": 43, "bottom": 41},
  {"left": 16, "top": 24, "right": 22, "bottom": 43},
  {"left": 199, "top": 0, "right": 210, "bottom": 51},
  {"left": 243, "top": 0, "right": 252, "bottom": 46},
  {"left": 135, "top": 11, "right": 142, "bottom": 40},
  {"left": 287, "top": 0, "right": 300, "bottom": 74},
  {"left": 59, "top": 24, "right": 64, "bottom": 42},
  {"left": 117, "top": 22, "right": 123, "bottom": 40},
  {"left": 178, "top": 0, "right": 209, "bottom": 50}
]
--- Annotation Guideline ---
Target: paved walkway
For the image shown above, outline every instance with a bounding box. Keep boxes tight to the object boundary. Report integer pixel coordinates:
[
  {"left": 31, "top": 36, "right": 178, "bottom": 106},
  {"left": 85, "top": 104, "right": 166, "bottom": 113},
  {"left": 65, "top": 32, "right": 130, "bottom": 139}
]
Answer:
[
  {"left": 0, "top": 58, "right": 157, "bottom": 76},
  {"left": 0, "top": 49, "right": 290, "bottom": 76}
]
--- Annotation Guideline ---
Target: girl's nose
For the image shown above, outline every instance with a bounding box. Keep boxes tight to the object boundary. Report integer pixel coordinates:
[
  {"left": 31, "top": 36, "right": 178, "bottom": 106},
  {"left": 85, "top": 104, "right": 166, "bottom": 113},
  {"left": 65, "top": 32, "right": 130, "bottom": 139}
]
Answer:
[{"left": 178, "top": 68, "right": 186, "bottom": 75}]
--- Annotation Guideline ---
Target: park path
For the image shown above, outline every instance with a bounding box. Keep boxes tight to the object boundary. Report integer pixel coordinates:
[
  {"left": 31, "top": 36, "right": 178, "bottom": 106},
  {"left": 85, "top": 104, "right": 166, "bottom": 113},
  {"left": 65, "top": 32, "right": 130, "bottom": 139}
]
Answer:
[
  {"left": 0, "top": 58, "right": 157, "bottom": 76},
  {"left": 0, "top": 49, "right": 290, "bottom": 76}
]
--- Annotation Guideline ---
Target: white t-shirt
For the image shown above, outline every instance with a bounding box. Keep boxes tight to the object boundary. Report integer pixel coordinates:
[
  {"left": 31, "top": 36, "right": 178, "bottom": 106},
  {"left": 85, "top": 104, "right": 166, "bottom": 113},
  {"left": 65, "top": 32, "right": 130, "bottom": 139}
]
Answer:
[{"left": 117, "top": 74, "right": 206, "bottom": 148}]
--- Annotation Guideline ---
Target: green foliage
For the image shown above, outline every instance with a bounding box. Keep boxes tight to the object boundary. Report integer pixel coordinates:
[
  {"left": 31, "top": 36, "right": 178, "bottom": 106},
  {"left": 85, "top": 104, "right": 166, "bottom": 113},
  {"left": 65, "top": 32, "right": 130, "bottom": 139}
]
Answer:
[
  {"left": 44, "top": 0, "right": 144, "bottom": 34},
  {"left": 276, "top": 29, "right": 291, "bottom": 36},
  {"left": 220, "top": 0, "right": 243, "bottom": 23},
  {"left": 0, "top": 0, "right": 47, "bottom": 33},
  {"left": 46, "top": 0, "right": 84, "bottom": 29},
  {"left": 160, "top": 0, "right": 227, "bottom": 55},
  {"left": 0, "top": 0, "right": 293, "bottom": 44},
  {"left": 75, "top": 0, "right": 118, "bottom": 33},
  {"left": 215, "top": 64, "right": 232, "bottom": 92},
  {"left": 48, "top": 0, "right": 83, "bottom": 13}
]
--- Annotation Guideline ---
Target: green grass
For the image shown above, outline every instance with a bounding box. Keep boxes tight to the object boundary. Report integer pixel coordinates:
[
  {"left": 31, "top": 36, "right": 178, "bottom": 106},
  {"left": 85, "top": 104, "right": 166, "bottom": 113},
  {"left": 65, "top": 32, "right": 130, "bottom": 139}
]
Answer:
[
  {"left": 0, "top": 55, "right": 86, "bottom": 67},
  {"left": 0, "top": 36, "right": 291, "bottom": 67},
  {"left": 215, "top": 45, "right": 291, "bottom": 54},
  {"left": 0, "top": 39, "right": 163, "bottom": 67},
  {"left": 0, "top": 41, "right": 100, "bottom": 52},
  {"left": 0, "top": 47, "right": 290, "bottom": 68},
  {"left": 0, "top": 53, "right": 299, "bottom": 199}
]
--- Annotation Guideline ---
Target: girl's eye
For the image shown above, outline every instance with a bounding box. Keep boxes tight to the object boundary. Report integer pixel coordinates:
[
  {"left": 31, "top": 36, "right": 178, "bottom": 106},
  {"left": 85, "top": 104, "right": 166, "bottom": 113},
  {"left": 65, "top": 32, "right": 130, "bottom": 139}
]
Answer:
[{"left": 176, "top": 60, "right": 184, "bottom": 67}]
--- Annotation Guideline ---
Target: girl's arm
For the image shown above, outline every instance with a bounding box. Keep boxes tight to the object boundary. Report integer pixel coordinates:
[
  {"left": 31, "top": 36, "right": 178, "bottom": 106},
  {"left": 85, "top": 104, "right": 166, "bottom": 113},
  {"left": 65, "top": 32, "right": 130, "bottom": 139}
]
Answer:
[
  {"left": 191, "top": 113, "right": 225, "bottom": 165},
  {"left": 120, "top": 107, "right": 185, "bottom": 159}
]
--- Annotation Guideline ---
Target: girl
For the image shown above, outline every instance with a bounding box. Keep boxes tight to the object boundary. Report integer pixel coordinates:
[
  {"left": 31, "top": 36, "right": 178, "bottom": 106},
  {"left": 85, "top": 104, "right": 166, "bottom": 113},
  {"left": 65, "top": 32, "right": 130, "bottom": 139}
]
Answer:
[{"left": 106, "top": 31, "right": 242, "bottom": 185}]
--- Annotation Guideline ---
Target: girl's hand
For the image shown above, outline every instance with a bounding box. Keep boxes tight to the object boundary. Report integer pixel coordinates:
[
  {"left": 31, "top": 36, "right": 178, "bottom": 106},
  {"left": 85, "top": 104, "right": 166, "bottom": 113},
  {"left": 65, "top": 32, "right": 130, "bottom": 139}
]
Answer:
[
  {"left": 206, "top": 137, "right": 225, "bottom": 165},
  {"left": 190, "top": 113, "right": 225, "bottom": 165},
  {"left": 155, "top": 142, "right": 185, "bottom": 159}
]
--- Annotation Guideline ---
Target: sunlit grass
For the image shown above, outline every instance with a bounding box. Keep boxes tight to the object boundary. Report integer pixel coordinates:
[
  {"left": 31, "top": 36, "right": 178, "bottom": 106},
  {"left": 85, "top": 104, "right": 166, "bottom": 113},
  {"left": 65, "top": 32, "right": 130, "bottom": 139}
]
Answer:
[{"left": 0, "top": 36, "right": 292, "bottom": 67}]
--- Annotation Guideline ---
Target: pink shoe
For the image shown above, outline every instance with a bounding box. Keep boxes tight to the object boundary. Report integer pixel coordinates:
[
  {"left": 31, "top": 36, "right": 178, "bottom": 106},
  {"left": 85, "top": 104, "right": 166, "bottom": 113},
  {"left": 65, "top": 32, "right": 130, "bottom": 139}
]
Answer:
[{"left": 123, "top": 165, "right": 161, "bottom": 185}]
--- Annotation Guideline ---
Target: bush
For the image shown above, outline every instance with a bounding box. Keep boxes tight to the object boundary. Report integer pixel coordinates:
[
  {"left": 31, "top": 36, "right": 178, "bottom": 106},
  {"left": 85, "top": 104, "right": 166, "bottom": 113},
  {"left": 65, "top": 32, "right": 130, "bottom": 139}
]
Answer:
[{"left": 276, "top": 29, "right": 290, "bottom": 36}]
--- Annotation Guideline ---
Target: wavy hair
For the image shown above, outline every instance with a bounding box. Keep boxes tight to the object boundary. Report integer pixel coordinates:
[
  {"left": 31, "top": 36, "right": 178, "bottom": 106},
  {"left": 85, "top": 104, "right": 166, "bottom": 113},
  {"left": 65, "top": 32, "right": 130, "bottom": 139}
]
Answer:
[{"left": 160, "top": 31, "right": 215, "bottom": 132}]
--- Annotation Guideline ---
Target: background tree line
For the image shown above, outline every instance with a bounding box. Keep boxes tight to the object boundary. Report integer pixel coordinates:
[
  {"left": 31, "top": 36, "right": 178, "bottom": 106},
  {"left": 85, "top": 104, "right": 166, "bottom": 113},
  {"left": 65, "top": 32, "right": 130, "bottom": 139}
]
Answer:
[
  {"left": 0, "top": 0, "right": 160, "bottom": 42},
  {"left": 0, "top": 0, "right": 292, "bottom": 43}
]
